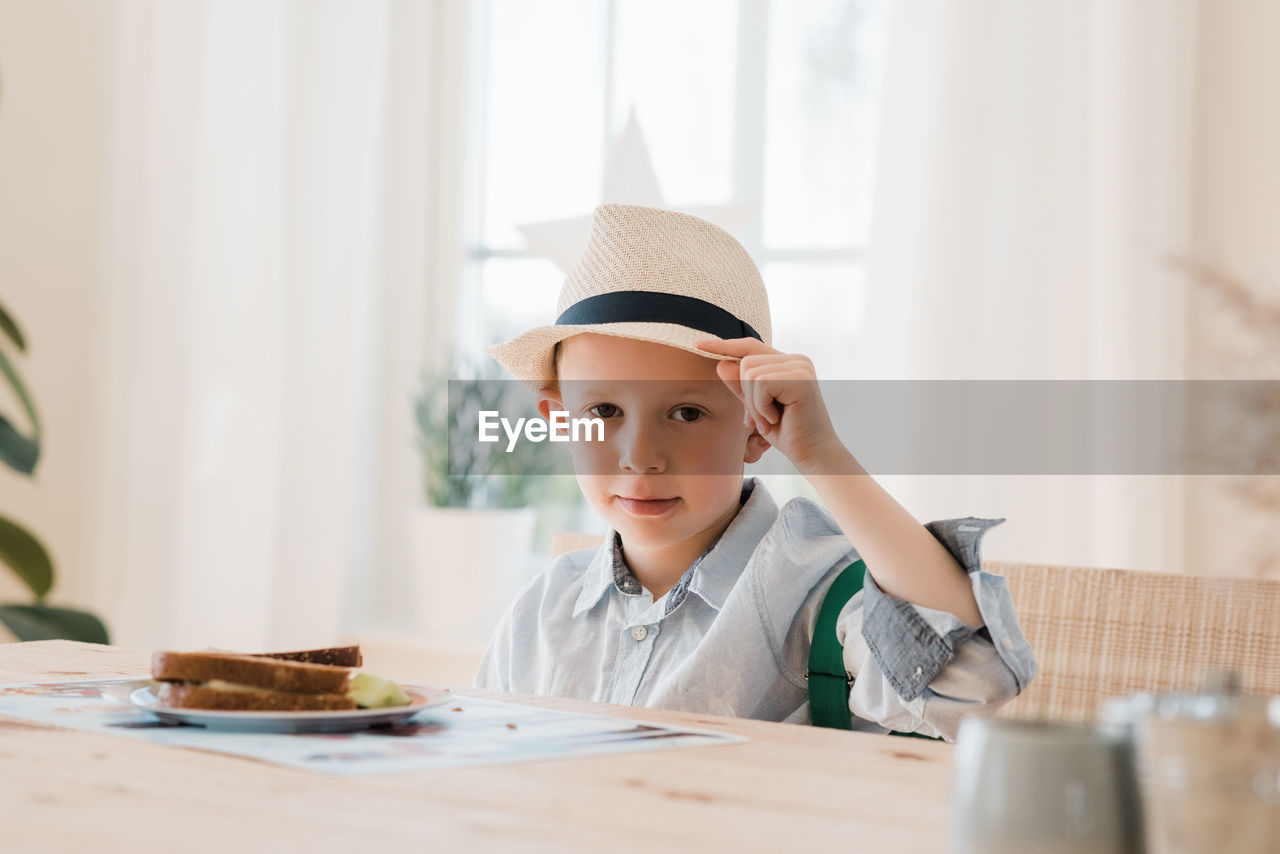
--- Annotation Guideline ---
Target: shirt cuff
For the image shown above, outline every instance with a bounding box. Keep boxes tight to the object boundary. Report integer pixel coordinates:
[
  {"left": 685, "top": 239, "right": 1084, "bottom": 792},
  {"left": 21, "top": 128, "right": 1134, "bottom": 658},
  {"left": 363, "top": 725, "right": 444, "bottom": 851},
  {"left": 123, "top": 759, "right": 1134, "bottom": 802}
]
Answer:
[{"left": 859, "top": 516, "right": 1006, "bottom": 702}]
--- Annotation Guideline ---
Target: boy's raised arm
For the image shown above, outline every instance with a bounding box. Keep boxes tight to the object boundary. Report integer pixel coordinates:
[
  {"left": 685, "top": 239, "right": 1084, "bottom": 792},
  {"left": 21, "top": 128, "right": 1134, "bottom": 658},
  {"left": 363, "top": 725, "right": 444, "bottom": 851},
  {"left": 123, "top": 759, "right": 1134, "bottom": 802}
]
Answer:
[{"left": 696, "top": 337, "right": 983, "bottom": 627}]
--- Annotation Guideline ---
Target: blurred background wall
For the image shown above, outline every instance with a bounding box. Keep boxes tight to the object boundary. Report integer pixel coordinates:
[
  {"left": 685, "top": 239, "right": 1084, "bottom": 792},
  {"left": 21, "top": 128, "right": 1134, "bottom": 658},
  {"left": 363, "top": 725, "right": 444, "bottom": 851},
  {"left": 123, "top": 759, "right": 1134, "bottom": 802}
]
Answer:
[
  {"left": 0, "top": 1, "right": 114, "bottom": 627},
  {"left": 1186, "top": 0, "right": 1280, "bottom": 580}
]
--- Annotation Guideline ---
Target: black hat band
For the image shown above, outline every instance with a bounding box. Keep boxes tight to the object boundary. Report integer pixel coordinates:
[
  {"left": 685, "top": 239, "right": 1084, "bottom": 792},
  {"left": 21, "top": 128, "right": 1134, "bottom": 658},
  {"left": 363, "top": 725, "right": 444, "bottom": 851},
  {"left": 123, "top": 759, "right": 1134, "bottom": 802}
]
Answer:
[{"left": 555, "top": 291, "right": 762, "bottom": 342}]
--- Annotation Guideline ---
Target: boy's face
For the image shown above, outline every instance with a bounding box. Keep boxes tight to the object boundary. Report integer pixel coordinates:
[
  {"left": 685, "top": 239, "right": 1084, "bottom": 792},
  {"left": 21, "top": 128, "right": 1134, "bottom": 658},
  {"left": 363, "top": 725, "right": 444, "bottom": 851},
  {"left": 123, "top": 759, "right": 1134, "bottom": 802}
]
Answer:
[{"left": 537, "top": 333, "right": 770, "bottom": 551}]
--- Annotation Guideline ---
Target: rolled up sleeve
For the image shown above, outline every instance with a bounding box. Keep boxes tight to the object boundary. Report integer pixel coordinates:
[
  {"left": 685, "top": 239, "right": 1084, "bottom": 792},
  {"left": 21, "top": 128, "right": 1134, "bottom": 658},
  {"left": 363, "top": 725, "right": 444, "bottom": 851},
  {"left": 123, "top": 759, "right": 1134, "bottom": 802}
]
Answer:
[{"left": 842, "top": 516, "right": 1037, "bottom": 741}]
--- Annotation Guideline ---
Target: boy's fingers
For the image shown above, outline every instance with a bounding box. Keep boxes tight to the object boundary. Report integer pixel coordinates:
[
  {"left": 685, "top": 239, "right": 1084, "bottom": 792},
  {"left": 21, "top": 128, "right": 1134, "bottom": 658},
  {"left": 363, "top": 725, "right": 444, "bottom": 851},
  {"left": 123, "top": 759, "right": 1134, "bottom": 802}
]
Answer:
[
  {"left": 754, "top": 371, "right": 801, "bottom": 425},
  {"left": 754, "top": 369, "right": 813, "bottom": 424},
  {"left": 753, "top": 381, "right": 780, "bottom": 425},
  {"left": 696, "top": 337, "right": 781, "bottom": 358},
  {"left": 735, "top": 370, "right": 767, "bottom": 431},
  {"left": 715, "top": 360, "right": 755, "bottom": 426},
  {"left": 745, "top": 379, "right": 776, "bottom": 433},
  {"left": 711, "top": 351, "right": 796, "bottom": 433},
  {"left": 741, "top": 354, "right": 811, "bottom": 376},
  {"left": 715, "top": 359, "right": 745, "bottom": 401}
]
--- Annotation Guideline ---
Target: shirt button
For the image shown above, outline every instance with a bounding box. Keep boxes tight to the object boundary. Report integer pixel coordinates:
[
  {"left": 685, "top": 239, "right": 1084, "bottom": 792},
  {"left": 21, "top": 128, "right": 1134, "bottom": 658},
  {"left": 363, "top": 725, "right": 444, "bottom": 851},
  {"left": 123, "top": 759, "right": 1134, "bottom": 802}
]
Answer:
[
  {"left": 914, "top": 666, "right": 924, "bottom": 679},
  {"left": 1001, "top": 636, "right": 1015, "bottom": 651},
  {"left": 630, "top": 625, "right": 648, "bottom": 641}
]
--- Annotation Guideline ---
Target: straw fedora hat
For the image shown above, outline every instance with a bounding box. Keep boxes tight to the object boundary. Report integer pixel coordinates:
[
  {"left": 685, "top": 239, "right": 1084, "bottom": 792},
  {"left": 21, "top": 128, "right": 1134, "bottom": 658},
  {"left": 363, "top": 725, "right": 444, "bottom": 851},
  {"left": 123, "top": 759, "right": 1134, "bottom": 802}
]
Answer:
[{"left": 486, "top": 203, "right": 772, "bottom": 390}]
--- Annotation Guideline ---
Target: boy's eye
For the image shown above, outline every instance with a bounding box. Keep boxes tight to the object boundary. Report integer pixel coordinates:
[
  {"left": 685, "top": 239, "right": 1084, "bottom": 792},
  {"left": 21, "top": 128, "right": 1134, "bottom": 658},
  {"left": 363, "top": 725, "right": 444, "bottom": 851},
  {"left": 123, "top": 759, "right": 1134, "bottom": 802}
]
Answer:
[
  {"left": 671, "top": 406, "right": 704, "bottom": 423},
  {"left": 587, "top": 403, "right": 620, "bottom": 419}
]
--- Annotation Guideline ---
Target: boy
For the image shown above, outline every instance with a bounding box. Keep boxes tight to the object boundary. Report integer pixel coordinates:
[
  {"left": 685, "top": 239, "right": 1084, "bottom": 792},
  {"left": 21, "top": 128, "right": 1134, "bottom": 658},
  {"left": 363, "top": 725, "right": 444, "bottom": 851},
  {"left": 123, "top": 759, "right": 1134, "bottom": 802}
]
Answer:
[{"left": 475, "top": 203, "right": 1034, "bottom": 740}]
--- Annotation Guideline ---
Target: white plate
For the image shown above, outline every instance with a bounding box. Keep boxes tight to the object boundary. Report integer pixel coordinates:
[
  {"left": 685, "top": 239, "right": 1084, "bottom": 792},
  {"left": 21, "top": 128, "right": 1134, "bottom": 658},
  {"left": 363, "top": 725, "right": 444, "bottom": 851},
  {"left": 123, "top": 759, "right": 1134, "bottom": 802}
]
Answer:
[{"left": 111, "top": 679, "right": 453, "bottom": 733}]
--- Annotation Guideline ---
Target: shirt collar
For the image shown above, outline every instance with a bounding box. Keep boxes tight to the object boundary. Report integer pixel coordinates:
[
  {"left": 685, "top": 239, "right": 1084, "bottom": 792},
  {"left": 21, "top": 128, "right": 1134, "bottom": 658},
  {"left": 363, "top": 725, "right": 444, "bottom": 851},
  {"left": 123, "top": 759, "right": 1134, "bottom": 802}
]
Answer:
[{"left": 572, "top": 477, "right": 780, "bottom": 618}]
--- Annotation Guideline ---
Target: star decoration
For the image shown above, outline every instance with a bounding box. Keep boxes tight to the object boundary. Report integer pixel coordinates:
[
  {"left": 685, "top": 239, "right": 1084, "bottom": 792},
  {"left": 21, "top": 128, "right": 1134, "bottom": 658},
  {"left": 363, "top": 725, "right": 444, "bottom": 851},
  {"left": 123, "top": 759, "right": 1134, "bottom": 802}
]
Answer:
[{"left": 515, "top": 107, "right": 763, "bottom": 273}]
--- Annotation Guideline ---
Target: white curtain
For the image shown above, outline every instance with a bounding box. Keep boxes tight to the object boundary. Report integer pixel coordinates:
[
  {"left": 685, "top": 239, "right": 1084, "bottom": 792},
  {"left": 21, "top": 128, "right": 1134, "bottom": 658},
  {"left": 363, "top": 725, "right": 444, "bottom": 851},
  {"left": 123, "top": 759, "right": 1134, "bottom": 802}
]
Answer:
[
  {"left": 853, "top": 0, "right": 1197, "bottom": 572},
  {"left": 81, "top": 0, "right": 466, "bottom": 649}
]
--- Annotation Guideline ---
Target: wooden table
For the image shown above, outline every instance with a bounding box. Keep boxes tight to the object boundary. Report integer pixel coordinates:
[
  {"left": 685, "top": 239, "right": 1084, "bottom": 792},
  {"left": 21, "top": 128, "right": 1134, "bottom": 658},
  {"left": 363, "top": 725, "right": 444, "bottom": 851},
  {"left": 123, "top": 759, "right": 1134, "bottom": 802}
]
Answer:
[{"left": 0, "top": 641, "right": 956, "bottom": 852}]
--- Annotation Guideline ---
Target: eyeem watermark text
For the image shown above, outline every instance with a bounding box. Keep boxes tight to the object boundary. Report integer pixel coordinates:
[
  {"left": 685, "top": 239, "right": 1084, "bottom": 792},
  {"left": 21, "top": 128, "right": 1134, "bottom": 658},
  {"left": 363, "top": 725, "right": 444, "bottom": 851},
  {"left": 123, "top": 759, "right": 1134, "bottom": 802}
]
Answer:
[{"left": 478, "top": 410, "right": 604, "bottom": 453}]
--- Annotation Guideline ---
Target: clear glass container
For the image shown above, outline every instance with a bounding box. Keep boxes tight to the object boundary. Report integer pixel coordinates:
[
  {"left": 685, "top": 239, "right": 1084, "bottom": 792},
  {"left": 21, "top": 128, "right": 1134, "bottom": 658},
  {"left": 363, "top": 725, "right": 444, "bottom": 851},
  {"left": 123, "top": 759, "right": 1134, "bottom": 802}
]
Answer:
[{"left": 1102, "top": 672, "right": 1280, "bottom": 854}]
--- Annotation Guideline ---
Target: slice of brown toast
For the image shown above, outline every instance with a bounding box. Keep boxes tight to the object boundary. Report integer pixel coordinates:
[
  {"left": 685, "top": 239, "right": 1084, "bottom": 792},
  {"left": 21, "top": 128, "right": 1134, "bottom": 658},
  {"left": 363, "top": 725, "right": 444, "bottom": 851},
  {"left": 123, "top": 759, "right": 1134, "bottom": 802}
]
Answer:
[
  {"left": 250, "top": 645, "right": 362, "bottom": 668},
  {"left": 156, "top": 682, "right": 356, "bottom": 712},
  {"left": 151, "top": 651, "right": 352, "bottom": 694}
]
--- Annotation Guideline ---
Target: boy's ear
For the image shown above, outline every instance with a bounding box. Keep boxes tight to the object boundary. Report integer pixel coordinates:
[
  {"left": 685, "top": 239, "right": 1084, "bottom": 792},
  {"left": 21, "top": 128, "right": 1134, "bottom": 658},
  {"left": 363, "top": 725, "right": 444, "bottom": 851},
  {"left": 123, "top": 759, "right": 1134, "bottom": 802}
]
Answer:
[
  {"left": 536, "top": 388, "right": 564, "bottom": 422},
  {"left": 743, "top": 426, "right": 771, "bottom": 464}
]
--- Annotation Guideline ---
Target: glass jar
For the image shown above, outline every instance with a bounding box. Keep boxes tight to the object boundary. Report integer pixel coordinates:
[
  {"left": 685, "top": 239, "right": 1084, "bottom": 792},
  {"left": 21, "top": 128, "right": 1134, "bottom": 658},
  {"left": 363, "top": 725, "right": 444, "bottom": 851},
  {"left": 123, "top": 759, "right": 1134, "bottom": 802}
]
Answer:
[{"left": 1102, "top": 673, "right": 1280, "bottom": 854}]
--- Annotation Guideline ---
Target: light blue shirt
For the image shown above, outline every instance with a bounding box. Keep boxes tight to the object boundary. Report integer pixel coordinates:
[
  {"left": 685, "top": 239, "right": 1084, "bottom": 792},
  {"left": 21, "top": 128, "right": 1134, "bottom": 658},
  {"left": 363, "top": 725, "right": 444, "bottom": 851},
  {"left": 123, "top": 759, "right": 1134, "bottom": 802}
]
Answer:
[{"left": 474, "top": 477, "right": 1036, "bottom": 741}]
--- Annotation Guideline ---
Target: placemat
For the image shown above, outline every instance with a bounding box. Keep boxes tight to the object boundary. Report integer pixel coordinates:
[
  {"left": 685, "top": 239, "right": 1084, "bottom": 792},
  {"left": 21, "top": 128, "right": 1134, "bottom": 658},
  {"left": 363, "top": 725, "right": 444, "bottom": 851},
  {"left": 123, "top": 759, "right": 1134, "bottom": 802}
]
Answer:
[{"left": 0, "top": 678, "right": 746, "bottom": 776}]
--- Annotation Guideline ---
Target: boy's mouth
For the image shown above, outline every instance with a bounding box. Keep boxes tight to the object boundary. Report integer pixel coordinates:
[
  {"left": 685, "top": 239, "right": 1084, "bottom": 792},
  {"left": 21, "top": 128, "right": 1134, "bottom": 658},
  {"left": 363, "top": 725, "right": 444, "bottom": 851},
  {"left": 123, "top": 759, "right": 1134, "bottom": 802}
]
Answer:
[{"left": 615, "top": 496, "right": 681, "bottom": 517}]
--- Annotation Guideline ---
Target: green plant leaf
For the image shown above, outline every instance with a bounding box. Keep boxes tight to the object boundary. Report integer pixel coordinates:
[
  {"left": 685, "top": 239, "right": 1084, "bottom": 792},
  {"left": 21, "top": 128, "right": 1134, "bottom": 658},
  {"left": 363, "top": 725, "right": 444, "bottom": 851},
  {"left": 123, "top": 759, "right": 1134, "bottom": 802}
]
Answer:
[
  {"left": 0, "top": 347, "right": 41, "bottom": 474},
  {"left": 0, "top": 516, "right": 54, "bottom": 598},
  {"left": 0, "top": 604, "right": 109, "bottom": 643},
  {"left": 0, "top": 416, "right": 40, "bottom": 474},
  {"left": 0, "top": 300, "right": 26, "bottom": 352}
]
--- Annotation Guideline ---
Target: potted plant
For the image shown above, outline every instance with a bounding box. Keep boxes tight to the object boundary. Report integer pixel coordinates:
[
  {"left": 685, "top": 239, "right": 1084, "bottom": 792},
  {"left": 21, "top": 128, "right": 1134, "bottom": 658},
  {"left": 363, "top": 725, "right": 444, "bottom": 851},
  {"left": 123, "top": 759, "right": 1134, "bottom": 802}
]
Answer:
[
  {"left": 0, "top": 299, "right": 109, "bottom": 643},
  {"left": 409, "top": 358, "right": 554, "bottom": 645}
]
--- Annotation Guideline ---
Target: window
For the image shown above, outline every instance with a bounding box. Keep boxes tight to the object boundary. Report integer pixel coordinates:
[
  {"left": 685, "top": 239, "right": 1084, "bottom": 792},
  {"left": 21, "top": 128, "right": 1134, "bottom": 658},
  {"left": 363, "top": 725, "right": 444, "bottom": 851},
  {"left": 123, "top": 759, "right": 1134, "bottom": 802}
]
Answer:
[{"left": 461, "top": 0, "right": 889, "bottom": 376}]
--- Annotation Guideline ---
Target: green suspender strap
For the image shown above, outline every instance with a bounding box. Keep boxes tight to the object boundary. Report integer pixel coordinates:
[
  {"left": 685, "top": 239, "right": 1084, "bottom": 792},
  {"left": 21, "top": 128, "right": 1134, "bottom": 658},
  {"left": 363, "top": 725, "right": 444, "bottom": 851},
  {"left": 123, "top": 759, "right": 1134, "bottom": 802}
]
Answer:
[
  {"left": 807, "top": 560, "right": 866, "bottom": 730},
  {"left": 807, "top": 559, "right": 943, "bottom": 740}
]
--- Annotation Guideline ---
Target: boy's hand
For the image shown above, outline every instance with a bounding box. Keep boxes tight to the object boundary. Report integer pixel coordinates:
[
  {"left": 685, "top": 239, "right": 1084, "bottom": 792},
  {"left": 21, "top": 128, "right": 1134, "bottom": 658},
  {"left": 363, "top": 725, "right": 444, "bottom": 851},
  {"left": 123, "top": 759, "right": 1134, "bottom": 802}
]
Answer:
[{"left": 696, "top": 338, "right": 846, "bottom": 474}]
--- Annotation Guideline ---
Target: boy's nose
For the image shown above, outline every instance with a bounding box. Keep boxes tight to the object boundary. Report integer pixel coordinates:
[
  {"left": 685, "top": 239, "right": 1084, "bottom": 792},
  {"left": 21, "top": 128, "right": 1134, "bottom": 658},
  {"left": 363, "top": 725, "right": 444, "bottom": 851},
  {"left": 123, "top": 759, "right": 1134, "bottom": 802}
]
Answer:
[{"left": 617, "top": 423, "right": 667, "bottom": 474}]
